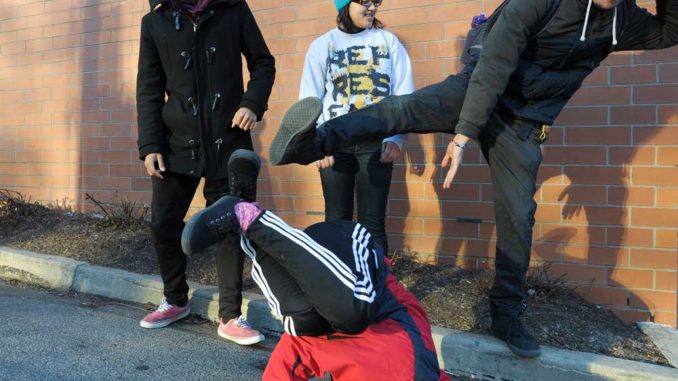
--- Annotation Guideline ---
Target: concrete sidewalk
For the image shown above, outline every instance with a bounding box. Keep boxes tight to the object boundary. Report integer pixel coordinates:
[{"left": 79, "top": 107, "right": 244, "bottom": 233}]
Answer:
[{"left": 2, "top": 245, "right": 677, "bottom": 381}]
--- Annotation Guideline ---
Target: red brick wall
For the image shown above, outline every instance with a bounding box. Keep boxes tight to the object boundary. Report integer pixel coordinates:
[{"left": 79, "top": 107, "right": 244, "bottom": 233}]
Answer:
[{"left": 0, "top": 0, "right": 676, "bottom": 326}]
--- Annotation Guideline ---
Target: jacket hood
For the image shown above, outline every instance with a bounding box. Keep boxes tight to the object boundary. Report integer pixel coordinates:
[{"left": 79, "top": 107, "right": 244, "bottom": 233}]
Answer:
[{"left": 149, "top": 0, "right": 241, "bottom": 10}]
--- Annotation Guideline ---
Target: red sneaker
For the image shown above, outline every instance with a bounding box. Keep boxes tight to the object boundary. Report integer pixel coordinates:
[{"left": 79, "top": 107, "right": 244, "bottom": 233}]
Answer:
[
  {"left": 139, "top": 298, "right": 190, "bottom": 329},
  {"left": 218, "top": 316, "right": 265, "bottom": 345}
]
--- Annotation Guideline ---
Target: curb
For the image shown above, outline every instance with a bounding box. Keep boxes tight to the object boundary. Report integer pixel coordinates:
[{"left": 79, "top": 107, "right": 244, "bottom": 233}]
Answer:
[
  {"left": 0, "top": 246, "right": 85, "bottom": 290},
  {"left": 637, "top": 322, "right": 678, "bottom": 368},
  {"left": 432, "top": 327, "right": 678, "bottom": 381},
  {"left": 1, "top": 246, "right": 676, "bottom": 381}
]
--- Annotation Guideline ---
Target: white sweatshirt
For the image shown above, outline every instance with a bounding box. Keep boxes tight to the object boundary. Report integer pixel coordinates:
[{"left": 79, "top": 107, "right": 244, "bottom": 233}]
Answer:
[{"left": 299, "top": 27, "right": 415, "bottom": 149}]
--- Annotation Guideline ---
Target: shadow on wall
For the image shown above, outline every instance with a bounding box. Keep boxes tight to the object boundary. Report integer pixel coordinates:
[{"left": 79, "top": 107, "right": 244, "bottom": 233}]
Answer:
[
  {"left": 73, "top": 3, "right": 143, "bottom": 213},
  {"left": 388, "top": 134, "right": 428, "bottom": 257},
  {"left": 538, "top": 46, "right": 676, "bottom": 324},
  {"left": 428, "top": 36, "right": 493, "bottom": 270},
  {"left": 398, "top": 29, "right": 675, "bottom": 325}
]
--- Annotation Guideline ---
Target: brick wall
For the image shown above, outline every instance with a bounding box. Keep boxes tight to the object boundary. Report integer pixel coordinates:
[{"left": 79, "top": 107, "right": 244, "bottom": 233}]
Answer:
[{"left": 0, "top": 0, "right": 676, "bottom": 326}]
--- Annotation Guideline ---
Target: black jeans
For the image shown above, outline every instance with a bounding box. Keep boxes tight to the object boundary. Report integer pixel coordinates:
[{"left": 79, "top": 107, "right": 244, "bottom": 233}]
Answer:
[
  {"left": 151, "top": 171, "right": 245, "bottom": 321},
  {"left": 315, "top": 73, "right": 470, "bottom": 155},
  {"left": 319, "top": 140, "right": 393, "bottom": 254},
  {"left": 315, "top": 72, "right": 544, "bottom": 315}
]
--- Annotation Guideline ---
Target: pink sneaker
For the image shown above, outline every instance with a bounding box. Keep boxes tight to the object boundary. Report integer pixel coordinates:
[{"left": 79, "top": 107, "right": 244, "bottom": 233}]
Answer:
[
  {"left": 139, "top": 298, "right": 190, "bottom": 329},
  {"left": 218, "top": 316, "right": 265, "bottom": 345}
]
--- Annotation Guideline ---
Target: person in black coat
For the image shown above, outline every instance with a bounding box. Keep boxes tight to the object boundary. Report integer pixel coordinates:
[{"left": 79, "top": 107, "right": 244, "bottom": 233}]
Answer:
[{"left": 136, "top": 0, "right": 275, "bottom": 345}]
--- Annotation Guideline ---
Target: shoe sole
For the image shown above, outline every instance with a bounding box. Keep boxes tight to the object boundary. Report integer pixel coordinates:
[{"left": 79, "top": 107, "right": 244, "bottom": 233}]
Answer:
[
  {"left": 228, "top": 149, "right": 262, "bottom": 173},
  {"left": 228, "top": 149, "right": 262, "bottom": 202},
  {"left": 269, "top": 97, "right": 322, "bottom": 165},
  {"left": 139, "top": 308, "right": 191, "bottom": 329},
  {"left": 507, "top": 342, "right": 542, "bottom": 358},
  {"left": 218, "top": 329, "right": 265, "bottom": 346},
  {"left": 181, "top": 205, "right": 208, "bottom": 256}
]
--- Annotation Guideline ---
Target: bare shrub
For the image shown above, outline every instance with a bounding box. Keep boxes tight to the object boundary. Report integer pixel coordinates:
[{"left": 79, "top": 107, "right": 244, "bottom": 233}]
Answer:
[
  {"left": 0, "top": 189, "right": 48, "bottom": 218},
  {"left": 526, "top": 263, "right": 570, "bottom": 298},
  {"left": 84, "top": 192, "right": 149, "bottom": 229}
]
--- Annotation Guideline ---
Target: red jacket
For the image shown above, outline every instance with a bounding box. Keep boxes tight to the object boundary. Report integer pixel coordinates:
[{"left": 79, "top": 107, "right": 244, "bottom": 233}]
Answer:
[{"left": 263, "top": 259, "right": 451, "bottom": 381}]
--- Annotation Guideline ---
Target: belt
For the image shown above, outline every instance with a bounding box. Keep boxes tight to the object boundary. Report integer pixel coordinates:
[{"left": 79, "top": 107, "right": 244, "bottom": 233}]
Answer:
[{"left": 517, "top": 122, "right": 550, "bottom": 143}]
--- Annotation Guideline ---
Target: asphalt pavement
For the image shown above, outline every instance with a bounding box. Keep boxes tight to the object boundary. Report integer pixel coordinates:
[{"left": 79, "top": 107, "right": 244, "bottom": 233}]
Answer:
[
  {"left": 0, "top": 280, "right": 270, "bottom": 381},
  {"left": 0, "top": 279, "right": 473, "bottom": 381},
  {"left": 4, "top": 246, "right": 674, "bottom": 381}
]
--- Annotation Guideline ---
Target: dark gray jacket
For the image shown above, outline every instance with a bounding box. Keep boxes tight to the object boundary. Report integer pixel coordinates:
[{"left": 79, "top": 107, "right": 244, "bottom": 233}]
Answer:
[
  {"left": 136, "top": 0, "right": 275, "bottom": 179},
  {"left": 456, "top": 0, "right": 678, "bottom": 140}
]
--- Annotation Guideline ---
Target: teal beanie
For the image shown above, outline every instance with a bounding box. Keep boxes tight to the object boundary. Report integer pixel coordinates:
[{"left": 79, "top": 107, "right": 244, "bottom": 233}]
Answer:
[{"left": 334, "top": 0, "right": 351, "bottom": 11}]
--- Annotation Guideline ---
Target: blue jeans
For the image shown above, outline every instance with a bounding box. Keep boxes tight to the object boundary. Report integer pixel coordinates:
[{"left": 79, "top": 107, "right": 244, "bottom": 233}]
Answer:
[{"left": 319, "top": 140, "right": 393, "bottom": 254}]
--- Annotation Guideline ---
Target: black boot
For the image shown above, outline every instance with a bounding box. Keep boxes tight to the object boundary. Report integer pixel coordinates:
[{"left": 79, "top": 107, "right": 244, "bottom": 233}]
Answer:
[
  {"left": 228, "top": 149, "right": 261, "bottom": 202},
  {"left": 490, "top": 302, "right": 541, "bottom": 358},
  {"left": 181, "top": 195, "right": 243, "bottom": 256},
  {"left": 269, "top": 97, "right": 325, "bottom": 165}
]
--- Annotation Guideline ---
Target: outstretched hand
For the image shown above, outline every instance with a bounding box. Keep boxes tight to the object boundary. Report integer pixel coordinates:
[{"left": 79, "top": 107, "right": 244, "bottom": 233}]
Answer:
[{"left": 441, "top": 134, "right": 470, "bottom": 189}]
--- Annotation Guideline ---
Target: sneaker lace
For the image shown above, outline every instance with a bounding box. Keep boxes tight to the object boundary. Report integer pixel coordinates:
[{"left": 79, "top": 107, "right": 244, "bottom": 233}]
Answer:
[
  {"left": 207, "top": 212, "right": 239, "bottom": 233},
  {"left": 157, "top": 298, "right": 173, "bottom": 313},
  {"left": 234, "top": 316, "right": 253, "bottom": 329}
]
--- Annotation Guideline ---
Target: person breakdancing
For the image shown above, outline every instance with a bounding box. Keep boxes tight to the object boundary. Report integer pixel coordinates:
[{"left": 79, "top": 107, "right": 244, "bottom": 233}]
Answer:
[{"left": 181, "top": 149, "right": 450, "bottom": 381}]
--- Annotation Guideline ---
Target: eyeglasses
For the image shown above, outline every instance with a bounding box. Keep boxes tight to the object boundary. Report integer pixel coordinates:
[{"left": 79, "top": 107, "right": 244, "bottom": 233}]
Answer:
[{"left": 353, "top": 0, "right": 382, "bottom": 7}]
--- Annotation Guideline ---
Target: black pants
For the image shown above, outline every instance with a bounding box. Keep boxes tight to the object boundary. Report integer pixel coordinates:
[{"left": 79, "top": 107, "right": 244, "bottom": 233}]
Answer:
[
  {"left": 319, "top": 140, "right": 393, "bottom": 254},
  {"left": 151, "top": 171, "right": 245, "bottom": 321},
  {"left": 241, "top": 212, "right": 386, "bottom": 336},
  {"left": 314, "top": 73, "right": 544, "bottom": 314}
]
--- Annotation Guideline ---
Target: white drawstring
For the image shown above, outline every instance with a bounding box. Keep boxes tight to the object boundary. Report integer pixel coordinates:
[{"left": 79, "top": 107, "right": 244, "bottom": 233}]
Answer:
[
  {"left": 612, "top": 6, "right": 618, "bottom": 45},
  {"left": 580, "top": 0, "right": 618, "bottom": 46},
  {"left": 580, "top": 0, "right": 593, "bottom": 42}
]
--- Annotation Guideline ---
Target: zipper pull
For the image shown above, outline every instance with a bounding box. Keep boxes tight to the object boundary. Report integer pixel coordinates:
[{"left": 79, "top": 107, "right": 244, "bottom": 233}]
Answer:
[
  {"left": 206, "top": 47, "right": 216, "bottom": 64},
  {"left": 215, "top": 138, "right": 223, "bottom": 153},
  {"left": 180, "top": 51, "right": 192, "bottom": 70},
  {"left": 211, "top": 93, "right": 221, "bottom": 110},
  {"left": 189, "top": 139, "right": 197, "bottom": 160},
  {"left": 173, "top": 11, "right": 182, "bottom": 31},
  {"left": 187, "top": 97, "right": 198, "bottom": 116}
]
